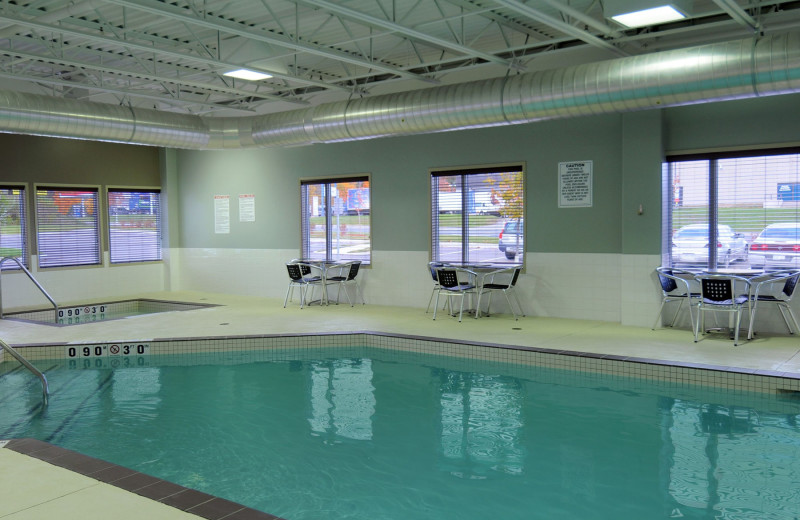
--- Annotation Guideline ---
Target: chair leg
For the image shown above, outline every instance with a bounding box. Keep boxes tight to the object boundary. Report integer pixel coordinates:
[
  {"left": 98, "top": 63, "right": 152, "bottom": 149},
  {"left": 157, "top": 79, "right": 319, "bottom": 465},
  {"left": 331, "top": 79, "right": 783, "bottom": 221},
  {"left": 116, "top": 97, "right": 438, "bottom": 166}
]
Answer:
[
  {"left": 747, "top": 302, "right": 759, "bottom": 340},
  {"left": 426, "top": 287, "right": 435, "bottom": 313},
  {"left": 777, "top": 302, "right": 800, "bottom": 334},
  {"left": 474, "top": 291, "right": 484, "bottom": 319},
  {"left": 694, "top": 305, "right": 702, "bottom": 342},
  {"left": 669, "top": 298, "right": 685, "bottom": 327},
  {"left": 733, "top": 308, "right": 741, "bottom": 346},
  {"left": 433, "top": 291, "right": 441, "bottom": 320},
  {"left": 354, "top": 280, "right": 365, "bottom": 305},
  {"left": 284, "top": 284, "right": 292, "bottom": 308},
  {"left": 343, "top": 282, "right": 354, "bottom": 307},
  {"left": 458, "top": 294, "right": 465, "bottom": 322}
]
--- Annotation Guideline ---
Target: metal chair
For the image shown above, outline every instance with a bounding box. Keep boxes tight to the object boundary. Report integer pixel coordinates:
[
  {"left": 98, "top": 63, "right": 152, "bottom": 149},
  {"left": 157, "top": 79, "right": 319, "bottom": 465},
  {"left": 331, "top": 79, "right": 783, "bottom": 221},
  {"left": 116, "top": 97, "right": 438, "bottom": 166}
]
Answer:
[
  {"left": 747, "top": 270, "right": 800, "bottom": 340},
  {"left": 652, "top": 267, "right": 700, "bottom": 331},
  {"left": 325, "top": 261, "right": 365, "bottom": 306},
  {"left": 425, "top": 261, "right": 445, "bottom": 313},
  {"left": 475, "top": 266, "right": 525, "bottom": 320},
  {"left": 284, "top": 263, "right": 310, "bottom": 308},
  {"left": 298, "top": 262, "right": 330, "bottom": 305},
  {"left": 433, "top": 267, "right": 478, "bottom": 323},
  {"left": 694, "top": 275, "right": 751, "bottom": 346}
]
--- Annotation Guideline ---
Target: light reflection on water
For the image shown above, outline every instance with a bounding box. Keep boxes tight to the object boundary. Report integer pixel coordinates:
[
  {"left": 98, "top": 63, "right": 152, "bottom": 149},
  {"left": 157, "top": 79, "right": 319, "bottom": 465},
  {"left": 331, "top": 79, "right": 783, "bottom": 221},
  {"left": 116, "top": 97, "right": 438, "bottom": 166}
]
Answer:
[{"left": 1, "top": 349, "right": 799, "bottom": 520}]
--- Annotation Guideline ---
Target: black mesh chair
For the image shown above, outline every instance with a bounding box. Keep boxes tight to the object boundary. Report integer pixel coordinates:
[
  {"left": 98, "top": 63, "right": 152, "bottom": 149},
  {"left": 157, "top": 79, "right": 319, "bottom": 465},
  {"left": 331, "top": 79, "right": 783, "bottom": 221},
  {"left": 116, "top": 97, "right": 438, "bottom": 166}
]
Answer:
[
  {"left": 433, "top": 267, "right": 477, "bottom": 322},
  {"left": 284, "top": 263, "right": 310, "bottom": 308},
  {"left": 475, "top": 266, "right": 524, "bottom": 320},
  {"left": 694, "top": 275, "right": 752, "bottom": 346},
  {"left": 652, "top": 267, "right": 700, "bottom": 331},
  {"left": 747, "top": 270, "right": 800, "bottom": 340},
  {"left": 425, "top": 261, "right": 445, "bottom": 313},
  {"left": 325, "top": 261, "right": 365, "bottom": 306}
]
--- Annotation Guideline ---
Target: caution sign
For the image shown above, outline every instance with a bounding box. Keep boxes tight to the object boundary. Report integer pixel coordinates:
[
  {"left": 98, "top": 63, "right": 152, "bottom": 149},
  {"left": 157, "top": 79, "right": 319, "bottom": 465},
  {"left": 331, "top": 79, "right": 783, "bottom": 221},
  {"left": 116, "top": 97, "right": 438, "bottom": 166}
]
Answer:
[{"left": 558, "top": 160, "right": 593, "bottom": 208}]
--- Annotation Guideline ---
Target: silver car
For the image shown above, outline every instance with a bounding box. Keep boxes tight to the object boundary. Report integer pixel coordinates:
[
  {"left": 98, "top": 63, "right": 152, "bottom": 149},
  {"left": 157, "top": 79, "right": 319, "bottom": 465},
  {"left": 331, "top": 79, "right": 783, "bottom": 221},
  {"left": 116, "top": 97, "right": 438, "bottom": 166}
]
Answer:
[
  {"left": 748, "top": 222, "right": 800, "bottom": 269},
  {"left": 498, "top": 220, "right": 523, "bottom": 260},
  {"left": 671, "top": 224, "right": 748, "bottom": 267}
]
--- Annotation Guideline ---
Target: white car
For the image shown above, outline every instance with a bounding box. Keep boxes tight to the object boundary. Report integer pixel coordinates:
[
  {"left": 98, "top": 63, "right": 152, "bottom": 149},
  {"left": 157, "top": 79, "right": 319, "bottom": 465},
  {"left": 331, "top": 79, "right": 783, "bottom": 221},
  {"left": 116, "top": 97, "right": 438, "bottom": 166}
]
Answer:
[
  {"left": 671, "top": 224, "right": 748, "bottom": 267},
  {"left": 748, "top": 222, "right": 800, "bottom": 269}
]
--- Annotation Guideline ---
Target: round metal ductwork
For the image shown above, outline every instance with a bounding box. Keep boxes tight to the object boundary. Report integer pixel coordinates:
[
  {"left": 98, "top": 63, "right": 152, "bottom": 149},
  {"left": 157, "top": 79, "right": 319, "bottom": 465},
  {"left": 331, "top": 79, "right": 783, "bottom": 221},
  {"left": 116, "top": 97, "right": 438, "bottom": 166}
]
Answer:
[{"left": 0, "top": 31, "right": 798, "bottom": 149}]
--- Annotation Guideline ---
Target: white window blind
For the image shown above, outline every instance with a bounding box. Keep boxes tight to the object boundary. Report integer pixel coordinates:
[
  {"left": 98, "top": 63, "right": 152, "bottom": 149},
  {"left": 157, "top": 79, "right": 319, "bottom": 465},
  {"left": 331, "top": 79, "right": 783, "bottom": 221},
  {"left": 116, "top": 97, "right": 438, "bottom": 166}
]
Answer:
[
  {"left": 301, "top": 177, "right": 370, "bottom": 263},
  {"left": 108, "top": 189, "right": 162, "bottom": 263},
  {"left": 36, "top": 187, "right": 100, "bottom": 268},
  {"left": 0, "top": 186, "right": 27, "bottom": 269},
  {"left": 665, "top": 151, "right": 800, "bottom": 271},
  {"left": 431, "top": 165, "right": 524, "bottom": 265}
]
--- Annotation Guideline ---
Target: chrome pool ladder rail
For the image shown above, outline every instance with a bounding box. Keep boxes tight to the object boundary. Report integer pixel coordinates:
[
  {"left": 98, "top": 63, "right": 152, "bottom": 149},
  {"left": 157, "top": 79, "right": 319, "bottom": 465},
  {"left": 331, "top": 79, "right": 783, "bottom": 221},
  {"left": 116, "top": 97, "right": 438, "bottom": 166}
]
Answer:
[
  {"left": 0, "top": 256, "right": 59, "bottom": 323},
  {"left": 1, "top": 339, "right": 49, "bottom": 405}
]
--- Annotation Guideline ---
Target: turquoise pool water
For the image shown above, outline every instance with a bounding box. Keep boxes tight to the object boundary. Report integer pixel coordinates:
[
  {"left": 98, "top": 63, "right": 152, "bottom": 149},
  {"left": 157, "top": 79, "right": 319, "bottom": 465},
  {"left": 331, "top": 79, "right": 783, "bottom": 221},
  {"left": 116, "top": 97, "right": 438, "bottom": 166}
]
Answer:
[{"left": 2, "top": 347, "right": 799, "bottom": 520}]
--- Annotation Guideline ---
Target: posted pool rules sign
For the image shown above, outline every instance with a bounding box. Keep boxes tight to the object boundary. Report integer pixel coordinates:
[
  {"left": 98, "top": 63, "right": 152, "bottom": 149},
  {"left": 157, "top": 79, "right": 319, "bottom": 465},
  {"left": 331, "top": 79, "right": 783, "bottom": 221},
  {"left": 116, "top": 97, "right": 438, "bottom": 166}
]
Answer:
[{"left": 558, "top": 160, "right": 593, "bottom": 208}]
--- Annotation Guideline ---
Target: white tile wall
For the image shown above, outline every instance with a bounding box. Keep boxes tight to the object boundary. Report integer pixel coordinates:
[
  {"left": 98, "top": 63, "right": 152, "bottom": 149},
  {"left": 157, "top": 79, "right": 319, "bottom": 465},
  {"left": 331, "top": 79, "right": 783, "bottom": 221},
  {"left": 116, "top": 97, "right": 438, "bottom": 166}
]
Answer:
[{"left": 1, "top": 253, "right": 166, "bottom": 311}]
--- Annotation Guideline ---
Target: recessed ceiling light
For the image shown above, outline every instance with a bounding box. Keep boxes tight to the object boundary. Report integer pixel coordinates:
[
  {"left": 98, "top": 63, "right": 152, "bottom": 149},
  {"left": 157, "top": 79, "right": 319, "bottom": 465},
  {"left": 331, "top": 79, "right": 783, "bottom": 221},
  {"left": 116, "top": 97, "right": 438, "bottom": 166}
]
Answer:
[
  {"left": 223, "top": 69, "right": 272, "bottom": 81},
  {"left": 611, "top": 5, "right": 687, "bottom": 28}
]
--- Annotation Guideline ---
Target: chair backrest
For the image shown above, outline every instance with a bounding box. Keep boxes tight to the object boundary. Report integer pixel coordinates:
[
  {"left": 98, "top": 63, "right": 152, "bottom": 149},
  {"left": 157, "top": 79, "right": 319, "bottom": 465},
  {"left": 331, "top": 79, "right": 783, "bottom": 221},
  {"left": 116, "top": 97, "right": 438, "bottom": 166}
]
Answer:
[
  {"left": 428, "top": 261, "right": 443, "bottom": 282},
  {"left": 509, "top": 266, "right": 521, "bottom": 287},
  {"left": 286, "top": 263, "right": 304, "bottom": 281},
  {"left": 701, "top": 278, "right": 733, "bottom": 302},
  {"left": 657, "top": 268, "right": 679, "bottom": 293},
  {"left": 436, "top": 269, "right": 461, "bottom": 289},
  {"left": 782, "top": 272, "right": 800, "bottom": 298},
  {"left": 347, "top": 261, "right": 361, "bottom": 281},
  {"left": 299, "top": 263, "right": 311, "bottom": 276}
]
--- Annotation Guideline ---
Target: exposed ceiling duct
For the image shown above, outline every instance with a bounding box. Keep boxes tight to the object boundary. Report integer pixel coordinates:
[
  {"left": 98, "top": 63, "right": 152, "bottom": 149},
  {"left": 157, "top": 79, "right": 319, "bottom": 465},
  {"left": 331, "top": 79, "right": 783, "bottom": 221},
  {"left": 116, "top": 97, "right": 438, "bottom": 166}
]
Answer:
[{"left": 0, "top": 31, "right": 798, "bottom": 150}]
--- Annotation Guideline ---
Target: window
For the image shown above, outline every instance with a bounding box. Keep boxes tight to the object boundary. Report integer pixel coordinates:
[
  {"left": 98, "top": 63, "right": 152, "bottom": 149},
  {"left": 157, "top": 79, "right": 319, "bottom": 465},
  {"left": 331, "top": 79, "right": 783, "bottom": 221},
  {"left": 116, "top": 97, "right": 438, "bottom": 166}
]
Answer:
[
  {"left": 431, "top": 165, "right": 524, "bottom": 265},
  {"left": 301, "top": 177, "right": 370, "bottom": 263},
  {"left": 108, "top": 189, "right": 162, "bottom": 263},
  {"left": 0, "top": 185, "right": 28, "bottom": 269},
  {"left": 36, "top": 187, "right": 100, "bottom": 268},
  {"left": 664, "top": 150, "right": 800, "bottom": 272}
]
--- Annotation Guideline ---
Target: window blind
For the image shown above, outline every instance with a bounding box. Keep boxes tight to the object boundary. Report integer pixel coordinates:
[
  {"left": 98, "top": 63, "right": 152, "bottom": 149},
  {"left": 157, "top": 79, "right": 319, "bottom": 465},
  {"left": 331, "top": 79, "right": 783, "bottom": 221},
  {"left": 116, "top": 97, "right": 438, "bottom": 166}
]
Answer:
[
  {"left": 108, "top": 189, "right": 162, "bottom": 263},
  {"left": 36, "top": 187, "right": 100, "bottom": 268},
  {"left": 301, "top": 177, "right": 370, "bottom": 263},
  {"left": 665, "top": 150, "right": 800, "bottom": 271},
  {"left": 431, "top": 165, "right": 524, "bottom": 265},
  {"left": 0, "top": 186, "right": 27, "bottom": 268}
]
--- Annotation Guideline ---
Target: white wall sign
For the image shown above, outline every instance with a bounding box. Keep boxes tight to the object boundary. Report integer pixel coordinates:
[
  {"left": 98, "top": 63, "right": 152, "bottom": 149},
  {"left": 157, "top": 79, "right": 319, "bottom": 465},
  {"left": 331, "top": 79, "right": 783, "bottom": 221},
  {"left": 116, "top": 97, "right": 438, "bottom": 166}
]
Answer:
[
  {"left": 214, "top": 194, "right": 230, "bottom": 234},
  {"left": 558, "top": 161, "right": 593, "bottom": 208},
  {"left": 239, "top": 193, "right": 255, "bottom": 222}
]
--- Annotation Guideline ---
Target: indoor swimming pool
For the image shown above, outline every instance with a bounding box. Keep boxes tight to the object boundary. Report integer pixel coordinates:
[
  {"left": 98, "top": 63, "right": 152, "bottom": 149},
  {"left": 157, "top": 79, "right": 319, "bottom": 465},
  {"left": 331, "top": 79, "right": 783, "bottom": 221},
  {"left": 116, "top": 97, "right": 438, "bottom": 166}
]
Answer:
[{"left": 1, "top": 345, "right": 799, "bottom": 520}]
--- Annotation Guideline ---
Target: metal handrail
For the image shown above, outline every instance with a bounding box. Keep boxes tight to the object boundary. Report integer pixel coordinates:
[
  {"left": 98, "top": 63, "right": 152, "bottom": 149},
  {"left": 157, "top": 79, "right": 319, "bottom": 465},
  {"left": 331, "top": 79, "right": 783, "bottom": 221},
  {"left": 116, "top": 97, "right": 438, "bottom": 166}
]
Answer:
[
  {"left": 0, "top": 257, "right": 59, "bottom": 323},
  {"left": 1, "top": 339, "right": 49, "bottom": 405}
]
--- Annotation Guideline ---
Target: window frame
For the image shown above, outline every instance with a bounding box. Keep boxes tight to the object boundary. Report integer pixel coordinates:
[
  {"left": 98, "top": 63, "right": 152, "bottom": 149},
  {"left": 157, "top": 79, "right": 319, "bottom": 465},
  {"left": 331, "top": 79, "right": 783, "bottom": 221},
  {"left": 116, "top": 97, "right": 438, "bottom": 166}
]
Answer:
[
  {"left": 300, "top": 174, "right": 372, "bottom": 264},
  {"left": 663, "top": 147, "right": 800, "bottom": 271},
  {"left": 34, "top": 184, "right": 102, "bottom": 269},
  {"left": 0, "top": 183, "right": 29, "bottom": 270},
  {"left": 106, "top": 186, "right": 163, "bottom": 265},
  {"left": 430, "top": 163, "right": 526, "bottom": 266}
]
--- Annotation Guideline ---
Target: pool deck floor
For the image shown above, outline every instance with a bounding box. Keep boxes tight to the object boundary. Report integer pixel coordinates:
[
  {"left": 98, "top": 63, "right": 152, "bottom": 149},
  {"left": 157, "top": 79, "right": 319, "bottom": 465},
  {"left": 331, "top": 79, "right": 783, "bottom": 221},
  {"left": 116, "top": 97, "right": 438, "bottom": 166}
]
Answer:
[{"left": 2, "top": 290, "right": 800, "bottom": 519}]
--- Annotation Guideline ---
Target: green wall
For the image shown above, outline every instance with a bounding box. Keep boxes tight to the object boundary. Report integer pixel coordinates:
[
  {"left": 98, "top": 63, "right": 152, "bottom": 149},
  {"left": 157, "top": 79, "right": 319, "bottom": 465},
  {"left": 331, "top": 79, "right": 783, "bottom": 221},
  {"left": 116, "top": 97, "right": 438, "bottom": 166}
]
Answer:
[
  {"left": 172, "top": 92, "right": 800, "bottom": 258},
  {"left": 176, "top": 114, "right": 625, "bottom": 254}
]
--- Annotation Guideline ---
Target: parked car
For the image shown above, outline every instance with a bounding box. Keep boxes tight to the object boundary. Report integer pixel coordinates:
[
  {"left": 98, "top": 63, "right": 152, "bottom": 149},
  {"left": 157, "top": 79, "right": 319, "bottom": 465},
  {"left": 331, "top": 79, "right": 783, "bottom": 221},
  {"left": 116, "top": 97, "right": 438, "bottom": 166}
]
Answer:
[
  {"left": 498, "top": 220, "right": 523, "bottom": 260},
  {"left": 671, "top": 224, "right": 748, "bottom": 267},
  {"left": 748, "top": 222, "right": 800, "bottom": 269}
]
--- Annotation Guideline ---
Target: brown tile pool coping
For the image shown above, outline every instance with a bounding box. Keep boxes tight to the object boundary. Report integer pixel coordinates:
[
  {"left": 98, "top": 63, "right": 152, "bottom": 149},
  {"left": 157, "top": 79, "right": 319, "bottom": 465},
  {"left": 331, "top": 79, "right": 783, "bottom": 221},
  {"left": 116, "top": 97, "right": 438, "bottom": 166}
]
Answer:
[{"left": 3, "top": 438, "right": 284, "bottom": 520}]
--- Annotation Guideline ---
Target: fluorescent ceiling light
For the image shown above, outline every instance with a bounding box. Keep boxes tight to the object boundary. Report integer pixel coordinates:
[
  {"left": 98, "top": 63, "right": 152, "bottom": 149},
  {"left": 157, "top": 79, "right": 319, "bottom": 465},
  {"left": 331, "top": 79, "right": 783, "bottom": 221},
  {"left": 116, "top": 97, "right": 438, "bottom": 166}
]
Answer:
[
  {"left": 223, "top": 69, "right": 272, "bottom": 81},
  {"left": 611, "top": 5, "right": 687, "bottom": 27}
]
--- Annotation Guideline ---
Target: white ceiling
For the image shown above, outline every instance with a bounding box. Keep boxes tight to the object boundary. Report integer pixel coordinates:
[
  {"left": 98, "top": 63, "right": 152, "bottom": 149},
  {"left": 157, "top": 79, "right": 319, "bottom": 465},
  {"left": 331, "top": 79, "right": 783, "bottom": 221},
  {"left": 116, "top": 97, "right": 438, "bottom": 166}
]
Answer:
[{"left": 0, "top": 0, "right": 797, "bottom": 117}]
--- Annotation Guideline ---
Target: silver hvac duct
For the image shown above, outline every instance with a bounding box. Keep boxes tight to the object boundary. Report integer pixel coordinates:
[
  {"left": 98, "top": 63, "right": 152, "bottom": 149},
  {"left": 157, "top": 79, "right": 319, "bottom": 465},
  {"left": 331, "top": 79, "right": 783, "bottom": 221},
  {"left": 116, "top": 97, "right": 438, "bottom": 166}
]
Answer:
[{"left": 0, "top": 31, "right": 798, "bottom": 149}]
